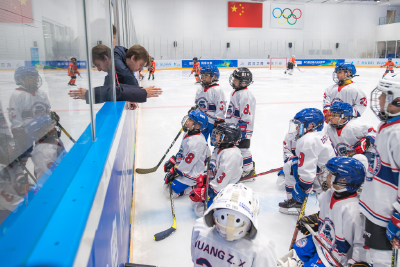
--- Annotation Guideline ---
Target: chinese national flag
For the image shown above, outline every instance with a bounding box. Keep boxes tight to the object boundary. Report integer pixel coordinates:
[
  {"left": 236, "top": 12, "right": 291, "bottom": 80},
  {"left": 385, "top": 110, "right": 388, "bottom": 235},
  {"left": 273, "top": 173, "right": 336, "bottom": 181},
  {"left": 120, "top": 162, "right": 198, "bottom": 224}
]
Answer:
[
  {"left": 0, "top": 0, "right": 33, "bottom": 23},
  {"left": 228, "top": 2, "right": 262, "bottom": 28}
]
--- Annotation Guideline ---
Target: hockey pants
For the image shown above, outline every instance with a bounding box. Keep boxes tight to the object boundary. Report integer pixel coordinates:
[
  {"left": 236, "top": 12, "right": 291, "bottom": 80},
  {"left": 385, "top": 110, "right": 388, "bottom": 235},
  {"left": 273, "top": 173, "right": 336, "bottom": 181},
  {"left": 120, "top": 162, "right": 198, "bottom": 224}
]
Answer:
[
  {"left": 195, "top": 74, "right": 200, "bottom": 83},
  {"left": 163, "top": 177, "right": 194, "bottom": 198},
  {"left": 293, "top": 235, "right": 325, "bottom": 267},
  {"left": 239, "top": 148, "right": 253, "bottom": 172},
  {"left": 365, "top": 217, "right": 393, "bottom": 267},
  {"left": 69, "top": 75, "right": 76, "bottom": 84}
]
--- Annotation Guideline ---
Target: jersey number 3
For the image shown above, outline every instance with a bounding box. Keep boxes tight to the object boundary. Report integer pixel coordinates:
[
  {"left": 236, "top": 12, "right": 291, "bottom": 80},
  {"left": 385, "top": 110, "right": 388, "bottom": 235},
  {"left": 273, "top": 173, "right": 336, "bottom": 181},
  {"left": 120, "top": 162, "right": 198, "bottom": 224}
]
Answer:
[
  {"left": 196, "top": 258, "right": 212, "bottom": 267},
  {"left": 185, "top": 153, "right": 195, "bottom": 163},
  {"left": 217, "top": 172, "right": 225, "bottom": 183}
]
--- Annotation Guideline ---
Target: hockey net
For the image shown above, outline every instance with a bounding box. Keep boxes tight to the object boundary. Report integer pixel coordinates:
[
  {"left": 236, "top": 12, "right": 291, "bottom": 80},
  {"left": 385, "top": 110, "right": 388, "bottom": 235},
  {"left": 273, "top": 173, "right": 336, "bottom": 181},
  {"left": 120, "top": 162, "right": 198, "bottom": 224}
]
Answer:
[{"left": 270, "top": 57, "right": 287, "bottom": 70}]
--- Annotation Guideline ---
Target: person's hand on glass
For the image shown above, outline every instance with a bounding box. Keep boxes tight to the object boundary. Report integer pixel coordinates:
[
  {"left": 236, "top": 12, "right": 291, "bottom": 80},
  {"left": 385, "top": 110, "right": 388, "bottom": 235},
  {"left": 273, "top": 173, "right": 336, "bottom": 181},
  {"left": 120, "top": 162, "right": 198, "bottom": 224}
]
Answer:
[
  {"left": 68, "top": 87, "right": 87, "bottom": 100},
  {"left": 144, "top": 86, "right": 162, "bottom": 98}
]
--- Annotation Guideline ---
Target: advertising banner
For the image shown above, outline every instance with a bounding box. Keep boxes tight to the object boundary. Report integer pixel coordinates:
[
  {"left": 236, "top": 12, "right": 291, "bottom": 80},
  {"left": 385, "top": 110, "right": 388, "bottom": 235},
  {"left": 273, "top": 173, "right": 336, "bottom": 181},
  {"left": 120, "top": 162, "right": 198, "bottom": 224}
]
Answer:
[
  {"left": 270, "top": 3, "right": 304, "bottom": 29},
  {"left": 182, "top": 59, "right": 238, "bottom": 68},
  {"left": 238, "top": 59, "right": 270, "bottom": 67},
  {"left": 0, "top": 60, "right": 25, "bottom": 69},
  {"left": 297, "top": 59, "right": 344, "bottom": 67},
  {"left": 25, "top": 60, "right": 87, "bottom": 69},
  {"left": 154, "top": 60, "right": 182, "bottom": 69},
  {"left": 345, "top": 58, "right": 400, "bottom": 67}
]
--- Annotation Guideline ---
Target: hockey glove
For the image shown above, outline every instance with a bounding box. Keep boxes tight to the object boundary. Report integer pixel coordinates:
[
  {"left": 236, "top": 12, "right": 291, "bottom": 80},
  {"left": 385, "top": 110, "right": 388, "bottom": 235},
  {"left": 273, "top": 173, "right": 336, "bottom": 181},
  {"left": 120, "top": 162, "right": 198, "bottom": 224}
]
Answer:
[
  {"left": 297, "top": 212, "right": 319, "bottom": 235},
  {"left": 323, "top": 107, "right": 331, "bottom": 124},
  {"left": 237, "top": 120, "right": 248, "bottom": 140},
  {"left": 351, "top": 263, "right": 371, "bottom": 267},
  {"left": 354, "top": 137, "right": 371, "bottom": 154},
  {"left": 213, "top": 119, "right": 225, "bottom": 128},
  {"left": 386, "top": 211, "right": 400, "bottom": 241},
  {"left": 164, "top": 166, "right": 179, "bottom": 184},
  {"left": 189, "top": 187, "right": 205, "bottom": 202},
  {"left": 196, "top": 174, "right": 206, "bottom": 188},
  {"left": 292, "top": 182, "right": 308, "bottom": 203},
  {"left": 163, "top": 155, "right": 177, "bottom": 172}
]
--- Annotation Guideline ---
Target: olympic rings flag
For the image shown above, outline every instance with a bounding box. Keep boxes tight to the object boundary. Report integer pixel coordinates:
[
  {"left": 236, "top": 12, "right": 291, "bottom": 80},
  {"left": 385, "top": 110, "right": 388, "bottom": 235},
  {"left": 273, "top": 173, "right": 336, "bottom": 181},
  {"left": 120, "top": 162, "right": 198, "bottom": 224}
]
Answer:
[{"left": 270, "top": 3, "right": 304, "bottom": 29}]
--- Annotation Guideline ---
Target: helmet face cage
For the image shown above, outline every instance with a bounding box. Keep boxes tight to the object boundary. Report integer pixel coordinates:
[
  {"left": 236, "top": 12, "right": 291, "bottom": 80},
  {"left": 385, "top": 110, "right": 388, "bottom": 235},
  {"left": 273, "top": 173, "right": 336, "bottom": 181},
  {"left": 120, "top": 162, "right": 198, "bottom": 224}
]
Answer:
[
  {"left": 20, "top": 74, "right": 42, "bottom": 91},
  {"left": 371, "top": 87, "right": 389, "bottom": 122},
  {"left": 329, "top": 112, "right": 351, "bottom": 128},
  {"left": 200, "top": 72, "right": 215, "bottom": 87},
  {"left": 333, "top": 64, "right": 355, "bottom": 85},
  {"left": 229, "top": 69, "right": 253, "bottom": 90},
  {"left": 181, "top": 115, "right": 193, "bottom": 132},
  {"left": 211, "top": 127, "right": 224, "bottom": 148}
]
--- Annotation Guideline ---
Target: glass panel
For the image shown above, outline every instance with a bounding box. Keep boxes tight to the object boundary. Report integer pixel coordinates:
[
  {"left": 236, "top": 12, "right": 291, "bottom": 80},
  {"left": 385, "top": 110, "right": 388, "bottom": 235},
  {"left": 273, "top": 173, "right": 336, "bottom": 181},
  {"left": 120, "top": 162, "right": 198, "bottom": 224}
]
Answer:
[
  {"left": 397, "top": 41, "right": 400, "bottom": 58},
  {"left": 376, "top": 41, "right": 387, "bottom": 58},
  {"left": 387, "top": 41, "right": 396, "bottom": 59}
]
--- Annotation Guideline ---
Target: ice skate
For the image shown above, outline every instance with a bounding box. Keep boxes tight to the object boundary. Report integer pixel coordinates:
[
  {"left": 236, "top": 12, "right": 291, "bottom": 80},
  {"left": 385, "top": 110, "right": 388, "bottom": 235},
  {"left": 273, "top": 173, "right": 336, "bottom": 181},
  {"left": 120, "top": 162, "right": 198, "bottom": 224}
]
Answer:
[{"left": 278, "top": 198, "right": 302, "bottom": 215}]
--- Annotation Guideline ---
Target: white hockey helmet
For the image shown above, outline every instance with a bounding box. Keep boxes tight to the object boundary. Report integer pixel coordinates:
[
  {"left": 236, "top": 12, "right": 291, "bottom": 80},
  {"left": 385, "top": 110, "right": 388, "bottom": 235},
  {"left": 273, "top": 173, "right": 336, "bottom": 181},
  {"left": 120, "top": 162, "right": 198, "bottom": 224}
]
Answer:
[
  {"left": 203, "top": 183, "right": 259, "bottom": 241},
  {"left": 371, "top": 73, "right": 400, "bottom": 121},
  {"left": 292, "top": 55, "right": 295, "bottom": 58}
]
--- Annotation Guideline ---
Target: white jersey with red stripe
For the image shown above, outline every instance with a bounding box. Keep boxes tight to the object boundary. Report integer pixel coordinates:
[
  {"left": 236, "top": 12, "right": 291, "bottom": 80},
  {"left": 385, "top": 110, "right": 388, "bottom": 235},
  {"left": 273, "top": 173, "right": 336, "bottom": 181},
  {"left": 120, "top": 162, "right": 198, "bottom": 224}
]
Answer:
[
  {"left": 283, "top": 133, "right": 297, "bottom": 163},
  {"left": 327, "top": 120, "right": 377, "bottom": 157},
  {"left": 296, "top": 131, "right": 336, "bottom": 193},
  {"left": 209, "top": 146, "right": 242, "bottom": 194},
  {"left": 0, "top": 101, "right": 12, "bottom": 136},
  {"left": 31, "top": 139, "right": 67, "bottom": 180},
  {"left": 314, "top": 190, "right": 368, "bottom": 266},
  {"left": 8, "top": 87, "right": 51, "bottom": 129},
  {"left": 226, "top": 88, "right": 256, "bottom": 139},
  {"left": 191, "top": 218, "right": 277, "bottom": 267},
  {"left": 323, "top": 82, "right": 367, "bottom": 117},
  {"left": 195, "top": 83, "right": 226, "bottom": 124},
  {"left": 359, "top": 117, "right": 400, "bottom": 227},
  {"left": 174, "top": 132, "right": 208, "bottom": 186},
  {"left": 0, "top": 161, "right": 25, "bottom": 211}
]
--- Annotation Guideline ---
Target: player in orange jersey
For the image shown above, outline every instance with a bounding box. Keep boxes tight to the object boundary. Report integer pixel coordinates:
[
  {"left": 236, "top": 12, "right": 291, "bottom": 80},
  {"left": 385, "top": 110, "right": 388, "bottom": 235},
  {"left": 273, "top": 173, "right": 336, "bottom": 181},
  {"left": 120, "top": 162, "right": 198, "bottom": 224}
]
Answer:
[
  {"left": 148, "top": 57, "right": 156, "bottom": 80},
  {"left": 67, "top": 57, "right": 81, "bottom": 86},
  {"left": 191, "top": 57, "right": 201, "bottom": 83},
  {"left": 381, "top": 57, "right": 398, "bottom": 78},
  {"left": 285, "top": 55, "right": 296, "bottom": 75}
]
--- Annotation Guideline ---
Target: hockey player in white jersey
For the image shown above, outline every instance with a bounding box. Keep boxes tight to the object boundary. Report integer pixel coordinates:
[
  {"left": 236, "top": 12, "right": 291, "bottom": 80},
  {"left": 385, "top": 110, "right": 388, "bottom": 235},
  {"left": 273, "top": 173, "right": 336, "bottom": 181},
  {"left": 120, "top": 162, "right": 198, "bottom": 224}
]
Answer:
[
  {"left": 8, "top": 67, "right": 51, "bottom": 165},
  {"left": 0, "top": 101, "right": 14, "bottom": 165},
  {"left": 280, "top": 156, "right": 369, "bottom": 267},
  {"left": 194, "top": 65, "right": 226, "bottom": 142},
  {"left": 323, "top": 63, "right": 367, "bottom": 123},
  {"left": 279, "top": 108, "right": 336, "bottom": 215},
  {"left": 226, "top": 68, "right": 256, "bottom": 179},
  {"left": 189, "top": 123, "right": 242, "bottom": 217},
  {"left": 163, "top": 110, "right": 209, "bottom": 198},
  {"left": 277, "top": 132, "right": 297, "bottom": 195},
  {"left": 358, "top": 74, "right": 400, "bottom": 267},
  {"left": 191, "top": 183, "right": 277, "bottom": 267},
  {"left": 327, "top": 102, "right": 376, "bottom": 157}
]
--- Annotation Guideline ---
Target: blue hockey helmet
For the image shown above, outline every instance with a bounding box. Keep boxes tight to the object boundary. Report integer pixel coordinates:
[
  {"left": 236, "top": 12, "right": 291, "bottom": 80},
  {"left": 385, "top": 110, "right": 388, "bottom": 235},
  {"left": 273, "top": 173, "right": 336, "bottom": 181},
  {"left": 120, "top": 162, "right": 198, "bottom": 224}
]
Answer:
[
  {"left": 333, "top": 63, "right": 356, "bottom": 85},
  {"left": 26, "top": 116, "right": 56, "bottom": 143},
  {"left": 182, "top": 110, "right": 208, "bottom": 132},
  {"left": 14, "top": 66, "right": 42, "bottom": 90},
  {"left": 326, "top": 156, "right": 365, "bottom": 193},
  {"left": 329, "top": 102, "right": 354, "bottom": 128},
  {"left": 388, "top": 57, "right": 393, "bottom": 61},
  {"left": 200, "top": 65, "right": 220, "bottom": 87},
  {"left": 288, "top": 108, "right": 324, "bottom": 140},
  {"left": 211, "top": 123, "right": 241, "bottom": 148}
]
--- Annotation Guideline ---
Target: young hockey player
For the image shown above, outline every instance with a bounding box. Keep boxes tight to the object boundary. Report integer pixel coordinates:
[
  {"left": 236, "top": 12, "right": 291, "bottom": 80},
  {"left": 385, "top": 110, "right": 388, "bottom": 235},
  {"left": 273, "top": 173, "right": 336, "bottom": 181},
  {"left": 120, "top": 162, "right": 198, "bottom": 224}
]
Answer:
[
  {"left": 359, "top": 74, "right": 400, "bottom": 267},
  {"left": 285, "top": 55, "right": 296, "bottom": 75},
  {"left": 8, "top": 67, "right": 51, "bottom": 165},
  {"left": 279, "top": 108, "right": 336, "bottom": 215},
  {"left": 67, "top": 57, "right": 81, "bottom": 86},
  {"left": 148, "top": 57, "right": 155, "bottom": 80},
  {"left": 281, "top": 156, "right": 369, "bottom": 267},
  {"left": 163, "top": 110, "right": 209, "bottom": 198},
  {"left": 191, "top": 57, "right": 201, "bottom": 83},
  {"left": 189, "top": 123, "right": 242, "bottom": 217},
  {"left": 381, "top": 57, "right": 397, "bottom": 78},
  {"left": 194, "top": 65, "right": 226, "bottom": 141},
  {"left": 327, "top": 102, "right": 376, "bottom": 157},
  {"left": 191, "top": 183, "right": 277, "bottom": 266},
  {"left": 323, "top": 63, "right": 367, "bottom": 123},
  {"left": 226, "top": 68, "right": 256, "bottom": 179},
  {"left": 277, "top": 132, "right": 297, "bottom": 199}
]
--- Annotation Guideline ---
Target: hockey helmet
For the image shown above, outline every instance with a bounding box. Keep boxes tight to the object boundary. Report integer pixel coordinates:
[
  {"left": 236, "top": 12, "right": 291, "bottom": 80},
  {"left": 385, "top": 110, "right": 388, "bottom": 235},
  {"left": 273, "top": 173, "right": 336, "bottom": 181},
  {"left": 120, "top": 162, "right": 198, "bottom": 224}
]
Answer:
[
  {"left": 388, "top": 57, "right": 393, "bottom": 61},
  {"left": 203, "top": 183, "right": 259, "bottom": 241},
  {"left": 371, "top": 73, "right": 400, "bottom": 121},
  {"left": 193, "top": 57, "right": 198, "bottom": 61},
  {"left": 211, "top": 123, "right": 241, "bottom": 148},
  {"left": 181, "top": 110, "right": 208, "bottom": 132},
  {"left": 288, "top": 108, "right": 324, "bottom": 140},
  {"left": 292, "top": 55, "right": 295, "bottom": 58},
  {"left": 14, "top": 66, "right": 42, "bottom": 91},
  {"left": 333, "top": 63, "right": 356, "bottom": 85},
  {"left": 70, "top": 56, "right": 77, "bottom": 61},
  {"left": 326, "top": 156, "right": 365, "bottom": 193},
  {"left": 329, "top": 102, "right": 354, "bottom": 128},
  {"left": 229, "top": 68, "right": 253, "bottom": 90},
  {"left": 200, "top": 65, "right": 220, "bottom": 87}
]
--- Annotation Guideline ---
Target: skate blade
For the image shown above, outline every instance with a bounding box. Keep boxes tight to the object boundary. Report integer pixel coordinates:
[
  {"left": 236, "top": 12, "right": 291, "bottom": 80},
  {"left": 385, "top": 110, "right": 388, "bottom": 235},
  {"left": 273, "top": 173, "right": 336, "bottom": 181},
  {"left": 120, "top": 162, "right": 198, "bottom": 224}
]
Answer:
[
  {"left": 279, "top": 207, "right": 300, "bottom": 216},
  {"left": 241, "top": 178, "right": 255, "bottom": 183}
]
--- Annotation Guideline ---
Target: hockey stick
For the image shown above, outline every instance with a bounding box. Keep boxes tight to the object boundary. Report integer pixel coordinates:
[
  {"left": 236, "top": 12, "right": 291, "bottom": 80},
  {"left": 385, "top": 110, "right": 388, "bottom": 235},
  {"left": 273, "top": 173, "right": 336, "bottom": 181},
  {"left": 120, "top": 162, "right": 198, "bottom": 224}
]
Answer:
[
  {"left": 239, "top": 167, "right": 283, "bottom": 182},
  {"left": 57, "top": 122, "right": 76, "bottom": 144},
  {"left": 203, "top": 156, "right": 211, "bottom": 214},
  {"left": 303, "top": 223, "right": 344, "bottom": 267},
  {"left": 289, "top": 195, "right": 308, "bottom": 250},
  {"left": 153, "top": 182, "right": 176, "bottom": 241},
  {"left": 296, "top": 67, "right": 306, "bottom": 73},
  {"left": 136, "top": 128, "right": 183, "bottom": 174},
  {"left": 17, "top": 158, "right": 37, "bottom": 184},
  {"left": 392, "top": 237, "right": 399, "bottom": 267}
]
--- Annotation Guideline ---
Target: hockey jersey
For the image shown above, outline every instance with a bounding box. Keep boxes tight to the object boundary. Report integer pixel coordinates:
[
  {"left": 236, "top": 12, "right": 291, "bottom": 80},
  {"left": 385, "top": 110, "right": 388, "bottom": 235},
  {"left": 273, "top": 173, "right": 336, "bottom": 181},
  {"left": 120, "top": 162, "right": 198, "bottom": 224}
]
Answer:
[
  {"left": 226, "top": 88, "right": 256, "bottom": 139},
  {"left": 209, "top": 146, "right": 242, "bottom": 196},
  {"left": 323, "top": 82, "right": 367, "bottom": 117},
  {"left": 314, "top": 190, "right": 368, "bottom": 266},
  {"left": 192, "top": 62, "right": 201, "bottom": 75},
  {"left": 191, "top": 218, "right": 277, "bottom": 267},
  {"left": 68, "top": 63, "right": 80, "bottom": 77},
  {"left": 0, "top": 101, "right": 11, "bottom": 136},
  {"left": 359, "top": 116, "right": 400, "bottom": 227},
  {"left": 383, "top": 61, "right": 396, "bottom": 71},
  {"left": 8, "top": 88, "right": 51, "bottom": 129},
  {"left": 327, "top": 120, "right": 376, "bottom": 157},
  {"left": 283, "top": 133, "right": 297, "bottom": 163},
  {"left": 296, "top": 131, "right": 336, "bottom": 193},
  {"left": 195, "top": 84, "right": 226, "bottom": 124},
  {"left": 0, "top": 161, "right": 25, "bottom": 212},
  {"left": 149, "top": 61, "right": 156, "bottom": 73},
  {"left": 174, "top": 132, "right": 208, "bottom": 186},
  {"left": 31, "top": 139, "right": 66, "bottom": 180}
]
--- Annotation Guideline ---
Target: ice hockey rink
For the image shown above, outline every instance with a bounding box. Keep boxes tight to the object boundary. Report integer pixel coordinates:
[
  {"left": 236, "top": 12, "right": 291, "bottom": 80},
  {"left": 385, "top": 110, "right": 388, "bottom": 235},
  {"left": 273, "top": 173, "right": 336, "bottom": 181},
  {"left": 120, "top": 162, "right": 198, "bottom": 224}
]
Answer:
[{"left": 131, "top": 66, "right": 383, "bottom": 266}]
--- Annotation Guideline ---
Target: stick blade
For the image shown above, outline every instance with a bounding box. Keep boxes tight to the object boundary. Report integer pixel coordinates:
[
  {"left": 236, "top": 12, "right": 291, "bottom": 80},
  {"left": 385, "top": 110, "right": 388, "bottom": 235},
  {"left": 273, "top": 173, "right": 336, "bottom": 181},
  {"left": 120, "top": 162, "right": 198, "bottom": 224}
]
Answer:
[
  {"left": 153, "top": 226, "right": 176, "bottom": 241},
  {"left": 136, "top": 166, "right": 158, "bottom": 174}
]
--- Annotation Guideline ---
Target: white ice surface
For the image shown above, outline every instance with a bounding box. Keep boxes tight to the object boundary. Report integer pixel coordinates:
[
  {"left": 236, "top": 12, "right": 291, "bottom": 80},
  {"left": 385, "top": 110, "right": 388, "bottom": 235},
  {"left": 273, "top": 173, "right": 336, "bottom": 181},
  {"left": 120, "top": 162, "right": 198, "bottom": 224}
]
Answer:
[{"left": 131, "top": 67, "right": 382, "bottom": 266}]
